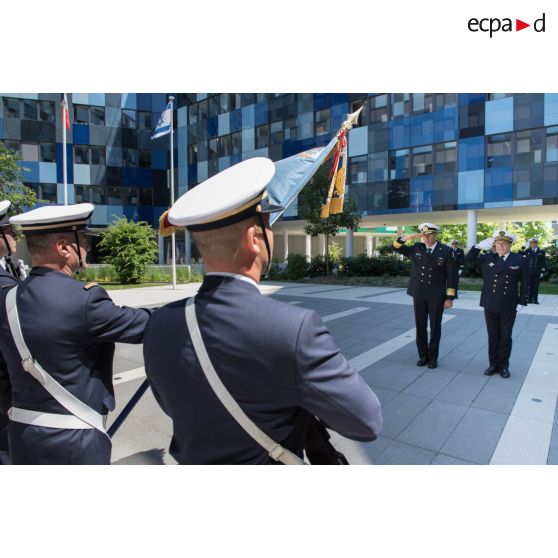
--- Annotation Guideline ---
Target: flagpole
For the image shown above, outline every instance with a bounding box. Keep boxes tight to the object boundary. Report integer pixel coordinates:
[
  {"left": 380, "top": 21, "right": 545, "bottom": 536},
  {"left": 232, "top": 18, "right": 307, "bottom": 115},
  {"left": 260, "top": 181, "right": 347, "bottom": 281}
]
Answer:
[
  {"left": 169, "top": 96, "right": 176, "bottom": 290},
  {"left": 63, "top": 93, "right": 68, "bottom": 205}
]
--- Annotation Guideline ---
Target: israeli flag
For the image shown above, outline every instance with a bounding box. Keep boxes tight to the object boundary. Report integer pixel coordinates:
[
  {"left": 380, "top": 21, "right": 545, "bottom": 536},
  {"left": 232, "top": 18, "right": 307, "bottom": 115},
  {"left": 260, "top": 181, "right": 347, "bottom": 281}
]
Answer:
[{"left": 151, "top": 102, "right": 172, "bottom": 139}]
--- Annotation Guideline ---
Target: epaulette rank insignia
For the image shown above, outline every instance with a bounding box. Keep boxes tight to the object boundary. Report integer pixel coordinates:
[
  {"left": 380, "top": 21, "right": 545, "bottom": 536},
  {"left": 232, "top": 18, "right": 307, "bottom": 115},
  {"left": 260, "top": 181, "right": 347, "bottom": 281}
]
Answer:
[{"left": 83, "top": 282, "right": 99, "bottom": 290}]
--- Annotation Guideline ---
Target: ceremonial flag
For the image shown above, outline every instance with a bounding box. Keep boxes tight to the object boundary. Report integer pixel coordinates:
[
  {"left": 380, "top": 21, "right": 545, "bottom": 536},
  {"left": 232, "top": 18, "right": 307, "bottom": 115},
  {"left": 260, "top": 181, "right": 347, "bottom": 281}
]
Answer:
[
  {"left": 61, "top": 93, "right": 70, "bottom": 129},
  {"left": 152, "top": 102, "right": 172, "bottom": 139},
  {"left": 267, "top": 106, "right": 363, "bottom": 226}
]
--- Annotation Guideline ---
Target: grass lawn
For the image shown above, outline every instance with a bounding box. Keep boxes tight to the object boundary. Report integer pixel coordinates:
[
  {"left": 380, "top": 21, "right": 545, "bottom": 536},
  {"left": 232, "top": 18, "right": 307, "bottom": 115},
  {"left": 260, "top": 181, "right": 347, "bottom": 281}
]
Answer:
[{"left": 266, "top": 276, "right": 558, "bottom": 295}]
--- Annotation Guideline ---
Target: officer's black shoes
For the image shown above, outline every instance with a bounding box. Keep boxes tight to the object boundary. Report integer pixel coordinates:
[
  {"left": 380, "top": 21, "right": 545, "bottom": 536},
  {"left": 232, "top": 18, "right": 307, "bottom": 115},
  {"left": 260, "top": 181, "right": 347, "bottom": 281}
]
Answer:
[
  {"left": 534, "top": 301, "right": 540, "bottom": 304},
  {"left": 484, "top": 365, "right": 498, "bottom": 376},
  {"left": 499, "top": 368, "right": 511, "bottom": 379},
  {"left": 417, "top": 357, "right": 429, "bottom": 366},
  {"left": 427, "top": 360, "right": 438, "bottom": 369}
]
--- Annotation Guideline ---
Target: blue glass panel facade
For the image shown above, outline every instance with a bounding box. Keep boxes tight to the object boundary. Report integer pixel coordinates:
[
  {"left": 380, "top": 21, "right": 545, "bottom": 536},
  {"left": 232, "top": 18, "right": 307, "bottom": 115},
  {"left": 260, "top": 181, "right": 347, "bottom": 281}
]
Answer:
[
  {"left": 458, "top": 137, "right": 484, "bottom": 171},
  {"left": 485, "top": 97, "right": 514, "bottom": 135}
]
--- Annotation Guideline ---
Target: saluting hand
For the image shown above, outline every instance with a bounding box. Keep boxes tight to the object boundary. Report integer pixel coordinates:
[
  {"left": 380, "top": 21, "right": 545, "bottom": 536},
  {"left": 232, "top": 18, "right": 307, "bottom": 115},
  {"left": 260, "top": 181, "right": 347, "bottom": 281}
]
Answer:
[{"left": 402, "top": 232, "right": 422, "bottom": 241}]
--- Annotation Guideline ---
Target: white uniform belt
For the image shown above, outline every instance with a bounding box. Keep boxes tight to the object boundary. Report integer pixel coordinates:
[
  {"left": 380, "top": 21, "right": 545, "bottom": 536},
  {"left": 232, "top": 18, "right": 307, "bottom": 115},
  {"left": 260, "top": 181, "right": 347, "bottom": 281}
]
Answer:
[{"left": 8, "top": 407, "right": 107, "bottom": 430}]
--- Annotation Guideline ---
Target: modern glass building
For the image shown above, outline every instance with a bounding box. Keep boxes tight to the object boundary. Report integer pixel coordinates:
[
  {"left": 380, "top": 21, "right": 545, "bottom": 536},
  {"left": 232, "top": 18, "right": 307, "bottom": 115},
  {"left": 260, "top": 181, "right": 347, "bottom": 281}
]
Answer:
[{"left": 2, "top": 93, "right": 558, "bottom": 262}]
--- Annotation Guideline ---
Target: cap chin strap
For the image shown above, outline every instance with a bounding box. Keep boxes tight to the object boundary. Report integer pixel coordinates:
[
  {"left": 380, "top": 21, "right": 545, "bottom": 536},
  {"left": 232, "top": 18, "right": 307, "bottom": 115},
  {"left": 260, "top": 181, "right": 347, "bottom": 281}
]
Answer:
[
  {"left": 73, "top": 230, "right": 84, "bottom": 273},
  {"left": 257, "top": 213, "right": 271, "bottom": 280}
]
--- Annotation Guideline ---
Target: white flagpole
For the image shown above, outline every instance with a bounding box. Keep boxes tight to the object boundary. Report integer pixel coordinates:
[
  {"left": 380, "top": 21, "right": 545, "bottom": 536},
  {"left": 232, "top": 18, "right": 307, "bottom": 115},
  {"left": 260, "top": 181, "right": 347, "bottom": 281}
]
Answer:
[
  {"left": 169, "top": 96, "right": 176, "bottom": 290},
  {"left": 62, "top": 93, "right": 68, "bottom": 205}
]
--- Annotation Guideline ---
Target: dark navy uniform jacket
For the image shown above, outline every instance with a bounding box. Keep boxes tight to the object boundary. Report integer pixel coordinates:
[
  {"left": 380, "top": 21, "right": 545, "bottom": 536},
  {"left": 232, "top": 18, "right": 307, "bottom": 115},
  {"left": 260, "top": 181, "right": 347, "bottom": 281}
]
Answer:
[
  {"left": 0, "top": 267, "right": 18, "bottom": 453},
  {"left": 143, "top": 275, "right": 383, "bottom": 465},
  {"left": 0, "top": 267, "right": 151, "bottom": 464},
  {"left": 522, "top": 248, "right": 546, "bottom": 275},
  {"left": 452, "top": 247, "right": 465, "bottom": 272},
  {"left": 393, "top": 239, "right": 457, "bottom": 300},
  {"left": 466, "top": 248, "right": 529, "bottom": 312}
]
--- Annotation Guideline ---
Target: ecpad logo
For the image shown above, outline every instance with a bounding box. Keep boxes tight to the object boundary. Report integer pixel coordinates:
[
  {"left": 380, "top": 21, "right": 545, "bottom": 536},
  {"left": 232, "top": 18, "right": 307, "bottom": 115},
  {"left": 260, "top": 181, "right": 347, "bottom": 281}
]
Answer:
[{"left": 468, "top": 13, "right": 546, "bottom": 37}]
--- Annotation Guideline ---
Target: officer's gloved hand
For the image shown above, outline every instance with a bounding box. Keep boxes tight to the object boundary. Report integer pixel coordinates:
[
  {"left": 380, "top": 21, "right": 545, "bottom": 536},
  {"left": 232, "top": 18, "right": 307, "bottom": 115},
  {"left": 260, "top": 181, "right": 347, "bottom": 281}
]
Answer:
[
  {"left": 458, "top": 269, "right": 463, "bottom": 277},
  {"left": 540, "top": 273, "right": 544, "bottom": 279},
  {"left": 476, "top": 238, "right": 494, "bottom": 251}
]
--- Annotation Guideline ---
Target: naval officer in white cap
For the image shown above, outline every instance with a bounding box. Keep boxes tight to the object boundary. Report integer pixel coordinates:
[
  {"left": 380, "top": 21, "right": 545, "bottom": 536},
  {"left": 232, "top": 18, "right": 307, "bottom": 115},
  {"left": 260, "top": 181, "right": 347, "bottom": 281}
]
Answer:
[
  {"left": 143, "top": 157, "right": 382, "bottom": 464},
  {"left": 393, "top": 223, "right": 457, "bottom": 369},
  {"left": 0, "top": 203, "right": 151, "bottom": 464}
]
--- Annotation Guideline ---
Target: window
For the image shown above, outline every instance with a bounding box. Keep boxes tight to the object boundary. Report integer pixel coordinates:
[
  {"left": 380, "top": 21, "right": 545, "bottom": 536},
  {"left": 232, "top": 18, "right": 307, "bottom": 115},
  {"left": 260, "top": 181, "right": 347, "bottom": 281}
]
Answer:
[
  {"left": 198, "top": 99, "right": 209, "bottom": 121},
  {"left": 256, "top": 125, "right": 269, "bottom": 149},
  {"left": 412, "top": 145, "right": 433, "bottom": 176},
  {"left": 459, "top": 102, "right": 484, "bottom": 137},
  {"left": 489, "top": 94, "right": 512, "bottom": 100},
  {"left": 122, "top": 187, "right": 138, "bottom": 205},
  {"left": 516, "top": 129, "right": 543, "bottom": 165},
  {"left": 435, "top": 93, "right": 457, "bottom": 109},
  {"left": 388, "top": 179, "right": 410, "bottom": 209},
  {"left": 140, "top": 188, "right": 153, "bottom": 206},
  {"left": 74, "top": 105, "right": 89, "bottom": 124},
  {"left": 122, "top": 109, "right": 136, "bottom": 129},
  {"left": 297, "top": 113, "right": 313, "bottom": 139},
  {"left": 269, "top": 122, "right": 283, "bottom": 145},
  {"left": 3, "top": 140, "right": 20, "bottom": 153},
  {"left": 122, "top": 148, "right": 138, "bottom": 167},
  {"left": 349, "top": 156, "right": 367, "bottom": 184},
  {"left": 42, "top": 184, "right": 57, "bottom": 203},
  {"left": 231, "top": 131, "right": 242, "bottom": 154},
  {"left": 92, "top": 186, "right": 106, "bottom": 205},
  {"left": 2, "top": 97, "right": 20, "bottom": 118},
  {"left": 368, "top": 152, "right": 388, "bottom": 182},
  {"left": 139, "top": 150, "right": 151, "bottom": 168},
  {"left": 21, "top": 143, "right": 39, "bottom": 162},
  {"left": 219, "top": 94, "right": 231, "bottom": 113},
  {"left": 188, "top": 144, "right": 198, "bottom": 165},
  {"left": 138, "top": 111, "right": 151, "bottom": 130},
  {"left": 284, "top": 117, "right": 297, "bottom": 141},
  {"left": 188, "top": 104, "right": 198, "bottom": 125},
  {"left": 391, "top": 94, "right": 410, "bottom": 118},
  {"left": 90, "top": 106, "right": 105, "bottom": 126},
  {"left": 107, "top": 187, "right": 122, "bottom": 205},
  {"left": 74, "top": 145, "right": 90, "bottom": 164},
  {"left": 546, "top": 127, "right": 558, "bottom": 162},
  {"left": 38, "top": 101, "right": 55, "bottom": 122},
  {"left": 90, "top": 146, "right": 106, "bottom": 165},
  {"left": 369, "top": 95, "right": 388, "bottom": 123},
  {"left": 487, "top": 134, "right": 512, "bottom": 168},
  {"left": 218, "top": 135, "right": 231, "bottom": 157},
  {"left": 75, "top": 185, "right": 92, "bottom": 203},
  {"left": 40, "top": 143, "right": 56, "bottom": 163},
  {"left": 389, "top": 149, "right": 410, "bottom": 179},
  {"left": 434, "top": 141, "right": 457, "bottom": 173},
  {"left": 209, "top": 138, "right": 218, "bottom": 160},
  {"left": 315, "top": 109, "right": 330, "bottom": 136},
  {"left": 412, "top": 94, "right": 433, "bottom": 114},
  {"left": 208, "top": 96, "right": 219, "bottom": 118},
  {"left": 22, "top": 99, "right": 37, "bottom": 120}
]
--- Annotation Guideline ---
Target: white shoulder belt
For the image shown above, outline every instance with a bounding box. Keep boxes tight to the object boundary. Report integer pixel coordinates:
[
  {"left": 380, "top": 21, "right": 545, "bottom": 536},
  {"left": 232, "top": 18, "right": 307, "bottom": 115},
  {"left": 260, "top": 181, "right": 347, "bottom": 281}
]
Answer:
[
  {"left": 185, "top": 297, "right": 305, "bottom": 465},
  {"left": 5, "top": 287, "right": 108, "bottom": 435}
]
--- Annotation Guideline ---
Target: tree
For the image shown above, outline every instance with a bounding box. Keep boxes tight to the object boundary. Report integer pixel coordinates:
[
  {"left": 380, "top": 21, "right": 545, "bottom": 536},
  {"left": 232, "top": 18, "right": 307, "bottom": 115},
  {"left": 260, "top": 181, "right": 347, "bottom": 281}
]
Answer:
[
  {"left": 0, "top": 141, "right": 38, "bottom": 213},
  {"left": 98, "top": 217, "right": 159, "bottom": 284},
  {"left": 298, "top": 162, "right": 362, "bottom": 275}
]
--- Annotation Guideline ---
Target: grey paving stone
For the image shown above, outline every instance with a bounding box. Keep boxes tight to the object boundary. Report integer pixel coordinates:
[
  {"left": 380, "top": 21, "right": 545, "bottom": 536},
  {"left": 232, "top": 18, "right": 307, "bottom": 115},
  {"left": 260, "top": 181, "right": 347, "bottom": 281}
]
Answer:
[
  {"left": 367, "top": 386, "right": 400, "bottom": 407},
  {"left": 397, "top": 400, "right": 469, "bottom": 452},
  {"left": 437, "top": 374, "right": 488, "bottom": 406},
  {"left": 377, "top": 392, "right": 432, "bottom": 439},
  {"left": 113, "top": 355, "right": 143, "bottom": 374},
  {"left": 361, "top": 363, "right": 425, "bottom": 391},
  {"left": 431, "top": 454, "right": 476, "bottom": 465},
  {"left": 546, "top": 399, "right": 558, "bottom": 465},
  {"left": 472, "top": 376, "right": 524, "bottom": 414},
  {"left": 440, "top": 407, "right": 509, "bottom": 464},
  {"left": 403, "top": 369, "right": 458, "bottom": 399},
  {"left": 374, "top": 440, "right": 436, "bottom": 465}
]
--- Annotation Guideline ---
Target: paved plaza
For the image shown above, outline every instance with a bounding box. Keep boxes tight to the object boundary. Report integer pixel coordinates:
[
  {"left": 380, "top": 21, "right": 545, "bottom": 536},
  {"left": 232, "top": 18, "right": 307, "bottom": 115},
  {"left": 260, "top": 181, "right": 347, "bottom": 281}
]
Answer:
[{"left": 107, "top": 281, "right": 558, "bottom": 465}]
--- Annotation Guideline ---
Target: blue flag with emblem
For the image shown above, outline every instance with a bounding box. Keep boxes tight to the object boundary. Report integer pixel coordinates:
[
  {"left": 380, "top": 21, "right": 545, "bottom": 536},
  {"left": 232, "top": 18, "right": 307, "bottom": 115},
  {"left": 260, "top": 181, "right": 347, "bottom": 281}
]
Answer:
[
  {"left": 151, "top": 102, "right": 172, "bottom": 139},
  {"left": 267, "top": 107, "right": 363, "bottom": 226}
]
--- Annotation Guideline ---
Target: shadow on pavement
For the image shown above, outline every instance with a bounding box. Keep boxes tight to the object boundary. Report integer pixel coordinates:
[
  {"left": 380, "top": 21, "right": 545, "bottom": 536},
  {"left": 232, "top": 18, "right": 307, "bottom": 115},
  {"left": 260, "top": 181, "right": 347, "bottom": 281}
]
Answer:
[{"left": 112, "top": 448, "right": 166, "bottom": 465}]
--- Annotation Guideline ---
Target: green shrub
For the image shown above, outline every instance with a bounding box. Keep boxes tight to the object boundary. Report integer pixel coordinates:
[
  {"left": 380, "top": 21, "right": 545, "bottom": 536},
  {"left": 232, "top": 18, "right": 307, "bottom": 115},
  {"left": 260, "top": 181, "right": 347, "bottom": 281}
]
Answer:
[
  {"left": 98, "top": 217, "right": 159, "bottom": 284},
  {"left": 284, "top": 253, "right": 308, "bottom": 281}
]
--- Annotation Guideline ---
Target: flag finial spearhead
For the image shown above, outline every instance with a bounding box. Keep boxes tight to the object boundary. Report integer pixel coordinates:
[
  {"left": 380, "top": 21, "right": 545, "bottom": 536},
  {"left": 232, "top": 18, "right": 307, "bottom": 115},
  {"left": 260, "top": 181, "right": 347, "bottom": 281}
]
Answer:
[{"left": 341, "top": 106, "right": 364, "bottom": 132}]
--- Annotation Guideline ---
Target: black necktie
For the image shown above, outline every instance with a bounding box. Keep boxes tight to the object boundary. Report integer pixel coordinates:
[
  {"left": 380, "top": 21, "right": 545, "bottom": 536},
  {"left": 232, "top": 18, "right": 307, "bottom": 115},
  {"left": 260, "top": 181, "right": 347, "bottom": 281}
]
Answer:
[
  {"left": 426, "top": 248, "right": 432, "bottom": 255},
  {"left": 500, "top": 256, "right": 505, "bottom": 262}
]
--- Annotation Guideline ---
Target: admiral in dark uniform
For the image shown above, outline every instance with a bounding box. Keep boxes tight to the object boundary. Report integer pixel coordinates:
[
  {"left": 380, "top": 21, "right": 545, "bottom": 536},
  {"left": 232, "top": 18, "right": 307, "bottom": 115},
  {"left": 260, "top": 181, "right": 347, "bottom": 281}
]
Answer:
[
  {"left": 0, "top": 200, "right": 21, "bottom": 465},
  {"left": 0, "top": 203, "right": 151, "bottom": 464},
  {"left": 143, "top": 158, "right": 383, "bottom": 464},
  {"left": 466, "top": 230, "right": 528, "bottom": 379},
  {"left": 521, "top": 237, "right": 546, "bottom": 304},
  {"left": 393, "top": 223, "right": 457, "bottom": 369}
]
